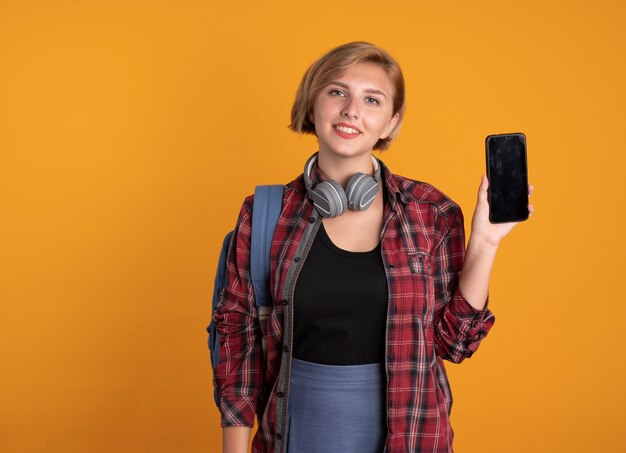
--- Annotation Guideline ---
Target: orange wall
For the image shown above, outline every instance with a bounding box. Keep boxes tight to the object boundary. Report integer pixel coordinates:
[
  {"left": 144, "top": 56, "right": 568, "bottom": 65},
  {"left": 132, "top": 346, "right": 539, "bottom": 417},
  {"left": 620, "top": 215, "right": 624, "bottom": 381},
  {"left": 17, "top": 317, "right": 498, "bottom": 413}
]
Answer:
[{"left": 1, "top": 1, "right": 625, "bottom": 452}]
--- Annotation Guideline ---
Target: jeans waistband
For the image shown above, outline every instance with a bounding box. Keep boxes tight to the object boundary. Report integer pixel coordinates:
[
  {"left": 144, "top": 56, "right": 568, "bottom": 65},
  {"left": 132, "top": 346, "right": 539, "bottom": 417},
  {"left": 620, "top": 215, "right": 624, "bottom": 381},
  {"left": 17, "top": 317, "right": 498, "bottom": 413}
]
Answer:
[{"left": 290, "top": 357, "right": 386, "bottom": 384}]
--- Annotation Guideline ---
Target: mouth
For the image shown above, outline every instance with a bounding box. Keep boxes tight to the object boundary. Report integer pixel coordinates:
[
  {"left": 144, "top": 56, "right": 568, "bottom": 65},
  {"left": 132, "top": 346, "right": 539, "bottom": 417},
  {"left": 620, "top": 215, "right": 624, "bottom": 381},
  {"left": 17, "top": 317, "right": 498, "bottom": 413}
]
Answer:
[
  {"left": 333, "top": 123, "right": 362, "bottom": 139},
  {"left": 333, "top": 123, "right": 362, "bottom": 134}
]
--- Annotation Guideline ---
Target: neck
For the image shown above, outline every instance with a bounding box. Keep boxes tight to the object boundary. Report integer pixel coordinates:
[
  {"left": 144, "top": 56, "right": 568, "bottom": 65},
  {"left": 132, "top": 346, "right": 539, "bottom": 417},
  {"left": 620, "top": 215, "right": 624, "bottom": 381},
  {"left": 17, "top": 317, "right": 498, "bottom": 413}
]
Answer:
[{"left": 316, "top": 152, "right": 375, "bottom": 187}]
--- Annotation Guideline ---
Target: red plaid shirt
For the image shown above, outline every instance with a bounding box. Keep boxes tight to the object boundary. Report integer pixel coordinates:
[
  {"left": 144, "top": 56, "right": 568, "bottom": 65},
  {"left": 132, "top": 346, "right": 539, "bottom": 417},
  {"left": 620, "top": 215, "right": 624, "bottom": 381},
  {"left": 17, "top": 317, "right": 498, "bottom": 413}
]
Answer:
[{"left": 213, "top": 160, "right": 495, "bottom": 453}]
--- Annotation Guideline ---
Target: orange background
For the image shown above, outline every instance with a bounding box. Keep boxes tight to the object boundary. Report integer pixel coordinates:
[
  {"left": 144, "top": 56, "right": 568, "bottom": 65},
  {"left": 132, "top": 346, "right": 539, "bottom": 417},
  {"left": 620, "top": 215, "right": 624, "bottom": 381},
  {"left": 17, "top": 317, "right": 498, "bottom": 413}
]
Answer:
[{"left": 1, "top": 1, "right": 625, "bottom": 452}]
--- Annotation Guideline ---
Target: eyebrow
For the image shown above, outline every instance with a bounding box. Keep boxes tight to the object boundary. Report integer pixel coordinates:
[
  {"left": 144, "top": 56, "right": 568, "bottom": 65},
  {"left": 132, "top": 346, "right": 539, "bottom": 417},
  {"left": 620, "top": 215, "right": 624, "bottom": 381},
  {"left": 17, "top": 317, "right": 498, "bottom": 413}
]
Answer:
[{"left": 328, "top": 81, "right": 388, "bottom": 99}]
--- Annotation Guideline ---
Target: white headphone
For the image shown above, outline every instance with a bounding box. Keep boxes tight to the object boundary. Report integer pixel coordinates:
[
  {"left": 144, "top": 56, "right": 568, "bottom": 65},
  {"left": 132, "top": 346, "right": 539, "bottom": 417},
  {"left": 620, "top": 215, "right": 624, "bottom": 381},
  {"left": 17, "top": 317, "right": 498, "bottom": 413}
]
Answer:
[{"left": 303, "top": 153, "right": 381, "bottom": 218}]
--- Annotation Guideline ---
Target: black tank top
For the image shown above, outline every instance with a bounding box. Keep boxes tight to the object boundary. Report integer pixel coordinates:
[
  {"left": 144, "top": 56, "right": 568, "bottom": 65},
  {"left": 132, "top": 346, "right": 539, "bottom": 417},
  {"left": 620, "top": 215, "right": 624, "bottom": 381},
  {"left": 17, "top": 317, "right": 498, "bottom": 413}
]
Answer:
[{"left": 293, "top": 223, "right": 388, "bottom": 365}]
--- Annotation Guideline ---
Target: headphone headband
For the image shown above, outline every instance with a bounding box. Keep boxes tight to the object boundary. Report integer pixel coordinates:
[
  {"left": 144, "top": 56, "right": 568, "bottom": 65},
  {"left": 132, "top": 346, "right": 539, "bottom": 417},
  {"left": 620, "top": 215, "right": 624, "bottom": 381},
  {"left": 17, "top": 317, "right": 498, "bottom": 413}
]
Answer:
[
  {"left": 303, "top": 153, "right": 382, "bottom": 218},
  {"left": 303, "top": 153, "right": 380, "bottom": 190}
]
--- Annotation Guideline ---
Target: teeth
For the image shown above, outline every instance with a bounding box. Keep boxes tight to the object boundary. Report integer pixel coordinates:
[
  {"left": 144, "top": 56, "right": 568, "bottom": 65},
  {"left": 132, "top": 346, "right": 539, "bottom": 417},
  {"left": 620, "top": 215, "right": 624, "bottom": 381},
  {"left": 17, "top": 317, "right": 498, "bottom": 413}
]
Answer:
[{"left": 336, "top": 125, "right": 359, "bottom": 134}]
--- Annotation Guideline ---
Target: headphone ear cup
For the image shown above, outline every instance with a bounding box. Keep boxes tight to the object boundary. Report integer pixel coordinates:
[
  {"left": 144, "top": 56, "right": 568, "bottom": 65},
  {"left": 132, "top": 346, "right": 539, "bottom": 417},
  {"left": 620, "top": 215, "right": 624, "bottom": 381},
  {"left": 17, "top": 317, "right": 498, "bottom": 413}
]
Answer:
[
  {"left": 346, "top": 172, "right": 379, "bottom": 211},
  {"left": 311, "top": 180, "right": 348, "bottom": 218}
]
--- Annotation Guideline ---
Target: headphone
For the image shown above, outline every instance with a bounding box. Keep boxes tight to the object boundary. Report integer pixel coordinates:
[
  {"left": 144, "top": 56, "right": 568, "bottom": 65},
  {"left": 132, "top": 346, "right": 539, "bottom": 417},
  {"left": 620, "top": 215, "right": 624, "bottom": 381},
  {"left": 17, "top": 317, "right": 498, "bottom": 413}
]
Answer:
[{"left": 303, "top": 153, "right": 381, "bottom": 218}]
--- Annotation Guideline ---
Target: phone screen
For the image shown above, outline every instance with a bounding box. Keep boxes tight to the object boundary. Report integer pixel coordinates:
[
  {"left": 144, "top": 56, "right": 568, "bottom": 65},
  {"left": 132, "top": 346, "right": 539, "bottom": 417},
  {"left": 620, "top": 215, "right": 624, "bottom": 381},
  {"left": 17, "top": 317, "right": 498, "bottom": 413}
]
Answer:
[{"left": 485, "top": 133, "right": 529, "bottom": 223}]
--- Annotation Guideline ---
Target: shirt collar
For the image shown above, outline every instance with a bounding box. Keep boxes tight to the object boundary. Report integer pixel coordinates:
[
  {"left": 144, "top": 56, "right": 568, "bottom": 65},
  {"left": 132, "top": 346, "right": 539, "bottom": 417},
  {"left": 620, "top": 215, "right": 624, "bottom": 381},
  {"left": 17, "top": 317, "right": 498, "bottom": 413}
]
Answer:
[{"left": 379, "top": 159, "right": 411, "bottom": 212}]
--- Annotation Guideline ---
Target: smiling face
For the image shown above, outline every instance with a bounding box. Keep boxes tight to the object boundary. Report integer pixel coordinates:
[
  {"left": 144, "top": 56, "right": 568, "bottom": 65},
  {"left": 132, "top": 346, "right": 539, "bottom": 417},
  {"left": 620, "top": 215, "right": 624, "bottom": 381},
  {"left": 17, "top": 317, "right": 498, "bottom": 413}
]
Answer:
[{"left": 311, "top": 62, "right": 400, "bottom": 160}]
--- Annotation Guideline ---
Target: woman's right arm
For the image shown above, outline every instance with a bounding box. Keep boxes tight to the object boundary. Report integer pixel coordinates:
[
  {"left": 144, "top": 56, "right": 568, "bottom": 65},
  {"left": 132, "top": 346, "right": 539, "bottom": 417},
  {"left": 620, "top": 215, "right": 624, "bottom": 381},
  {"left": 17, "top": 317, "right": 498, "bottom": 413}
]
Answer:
[
  {"left": 213, "top": 197, "right": 264, "bottom": 448},
  {"left": 222, "top": 427, "right": 252, "bottom": 453}
]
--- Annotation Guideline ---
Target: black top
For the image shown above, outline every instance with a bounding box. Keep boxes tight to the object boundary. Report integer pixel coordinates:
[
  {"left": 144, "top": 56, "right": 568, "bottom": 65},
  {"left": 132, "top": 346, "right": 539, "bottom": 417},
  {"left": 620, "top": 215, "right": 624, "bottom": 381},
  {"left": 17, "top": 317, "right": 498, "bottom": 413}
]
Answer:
[{"left": 293, "top": 223, "right": 388, "bottom": 365}]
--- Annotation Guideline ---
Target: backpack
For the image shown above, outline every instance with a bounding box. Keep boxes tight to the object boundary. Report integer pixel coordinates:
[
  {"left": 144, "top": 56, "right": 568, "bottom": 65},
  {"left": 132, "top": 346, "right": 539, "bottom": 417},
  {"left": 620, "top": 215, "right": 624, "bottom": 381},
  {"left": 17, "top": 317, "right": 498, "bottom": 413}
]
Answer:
[{"left": 208, "top": 185, "right": 284, "bottom": 409}]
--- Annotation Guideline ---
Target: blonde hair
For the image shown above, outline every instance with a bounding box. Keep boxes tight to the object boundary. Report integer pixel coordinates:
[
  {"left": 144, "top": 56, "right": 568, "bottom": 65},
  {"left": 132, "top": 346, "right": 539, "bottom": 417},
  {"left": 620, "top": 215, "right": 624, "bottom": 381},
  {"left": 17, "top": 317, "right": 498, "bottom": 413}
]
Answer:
[{"left": 289, "top": 42, "right": 405, "bottom": 151}]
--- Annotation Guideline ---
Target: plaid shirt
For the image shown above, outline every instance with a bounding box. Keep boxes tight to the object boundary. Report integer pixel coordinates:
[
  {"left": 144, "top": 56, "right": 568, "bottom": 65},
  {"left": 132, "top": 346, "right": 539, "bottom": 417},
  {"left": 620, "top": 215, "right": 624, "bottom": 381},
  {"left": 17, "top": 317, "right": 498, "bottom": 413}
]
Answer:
[{"left": 213, "top": 160, "right": 495, "bottom": 453}]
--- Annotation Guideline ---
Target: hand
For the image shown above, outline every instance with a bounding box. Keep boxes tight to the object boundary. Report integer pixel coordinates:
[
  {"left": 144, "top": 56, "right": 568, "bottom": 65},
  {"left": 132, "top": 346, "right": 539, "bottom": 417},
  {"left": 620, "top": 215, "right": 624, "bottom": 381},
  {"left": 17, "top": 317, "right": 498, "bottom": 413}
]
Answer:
[{"left": 470, "top": 176, "right": 534, "bottom": 247}]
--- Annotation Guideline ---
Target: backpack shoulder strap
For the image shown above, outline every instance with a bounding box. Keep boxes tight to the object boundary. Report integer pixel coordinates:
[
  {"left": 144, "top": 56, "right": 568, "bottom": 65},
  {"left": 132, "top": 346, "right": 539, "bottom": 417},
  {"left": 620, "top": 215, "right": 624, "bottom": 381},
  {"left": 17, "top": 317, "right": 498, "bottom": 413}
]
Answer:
[{"left": 250, "top": 184, "right": 284, "bottom": 308}]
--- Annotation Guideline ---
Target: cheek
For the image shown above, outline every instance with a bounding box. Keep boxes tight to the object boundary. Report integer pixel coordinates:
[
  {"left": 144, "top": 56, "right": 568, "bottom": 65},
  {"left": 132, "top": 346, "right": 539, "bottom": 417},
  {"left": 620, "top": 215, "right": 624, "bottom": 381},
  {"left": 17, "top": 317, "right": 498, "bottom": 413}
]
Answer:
[
  {"left": 367, "top": 115, "right": 389, "bottom": 133},
  {"left": 313, "top": 98, "right": 330, "bottom": 117},
  {"left": 312, "top": 103, "right": 334, "bottom": 129},
  {"left": 311, "top": 109, "right": 327, "bottom": 136}
]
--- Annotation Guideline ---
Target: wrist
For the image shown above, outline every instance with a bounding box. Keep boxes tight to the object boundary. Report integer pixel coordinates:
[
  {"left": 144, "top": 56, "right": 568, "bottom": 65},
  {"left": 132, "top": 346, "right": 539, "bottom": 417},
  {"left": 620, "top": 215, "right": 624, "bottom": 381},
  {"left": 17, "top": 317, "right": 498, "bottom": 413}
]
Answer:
[{"left": 467, "top": 233, "right": 500, "bottom": 256}]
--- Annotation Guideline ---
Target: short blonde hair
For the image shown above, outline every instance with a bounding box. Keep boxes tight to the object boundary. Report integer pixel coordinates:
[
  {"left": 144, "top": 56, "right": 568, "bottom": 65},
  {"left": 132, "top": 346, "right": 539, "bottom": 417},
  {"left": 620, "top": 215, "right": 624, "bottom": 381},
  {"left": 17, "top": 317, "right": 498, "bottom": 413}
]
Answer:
[{"left": 289, "top": 42, "right": 405, "bottom": 151}]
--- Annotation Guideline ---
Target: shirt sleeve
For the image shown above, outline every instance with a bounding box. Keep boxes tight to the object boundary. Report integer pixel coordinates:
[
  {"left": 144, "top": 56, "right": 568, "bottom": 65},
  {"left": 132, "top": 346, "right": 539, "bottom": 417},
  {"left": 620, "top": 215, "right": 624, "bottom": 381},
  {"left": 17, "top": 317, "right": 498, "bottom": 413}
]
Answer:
[
  {"left": 432, "top": 204, "right": 495, "bottom": 364},
  {"left": 212, "top": 196, "right": 264, "bottom": 427}
]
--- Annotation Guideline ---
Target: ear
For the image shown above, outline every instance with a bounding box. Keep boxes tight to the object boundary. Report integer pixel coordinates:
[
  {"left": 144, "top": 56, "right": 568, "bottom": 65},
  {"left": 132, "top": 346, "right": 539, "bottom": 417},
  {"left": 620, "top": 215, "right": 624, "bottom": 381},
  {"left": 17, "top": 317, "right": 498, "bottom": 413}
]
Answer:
[{"left": 380, "top": 112, "right": 400, "bottom": 140}]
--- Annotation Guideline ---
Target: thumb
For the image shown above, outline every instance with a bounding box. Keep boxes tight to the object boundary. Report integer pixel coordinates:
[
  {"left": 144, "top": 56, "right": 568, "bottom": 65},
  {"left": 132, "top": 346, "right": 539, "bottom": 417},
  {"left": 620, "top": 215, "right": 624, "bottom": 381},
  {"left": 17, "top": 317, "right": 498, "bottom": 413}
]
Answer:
[{"left": 477, "top": 175, "right": 489, "bottom": 203}]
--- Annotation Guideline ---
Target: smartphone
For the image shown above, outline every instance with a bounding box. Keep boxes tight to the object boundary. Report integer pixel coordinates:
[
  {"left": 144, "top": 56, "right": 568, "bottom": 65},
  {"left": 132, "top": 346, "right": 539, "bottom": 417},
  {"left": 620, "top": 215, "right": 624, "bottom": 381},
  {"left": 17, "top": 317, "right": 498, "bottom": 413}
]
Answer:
[{"left": 485, "top": 133, "right": 529, "bottom": 223}]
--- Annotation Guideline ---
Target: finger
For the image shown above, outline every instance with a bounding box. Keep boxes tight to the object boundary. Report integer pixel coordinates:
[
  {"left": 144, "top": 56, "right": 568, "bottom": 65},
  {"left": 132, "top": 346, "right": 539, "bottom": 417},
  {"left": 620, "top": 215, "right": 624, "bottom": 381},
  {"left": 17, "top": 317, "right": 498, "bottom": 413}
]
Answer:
[
  {"left": 528, "top": 204, "right": 535, "bottom": 216},
  {"left": 528, "top": 184, "right": 534, "bottom": 197},
  {"left": 478, "top": 175, "right": 489, "bottom": 203}
]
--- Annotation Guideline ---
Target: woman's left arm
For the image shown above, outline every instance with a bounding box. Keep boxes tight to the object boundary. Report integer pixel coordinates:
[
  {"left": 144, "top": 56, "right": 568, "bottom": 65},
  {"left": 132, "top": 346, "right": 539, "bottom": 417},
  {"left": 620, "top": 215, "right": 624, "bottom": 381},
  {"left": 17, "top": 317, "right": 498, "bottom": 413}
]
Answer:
[
  {"left": 432, "top": 176, "right": 533, "bottom": 363},
  {"left": 458, "top": 176, "right": 535, "bottom": 310}
]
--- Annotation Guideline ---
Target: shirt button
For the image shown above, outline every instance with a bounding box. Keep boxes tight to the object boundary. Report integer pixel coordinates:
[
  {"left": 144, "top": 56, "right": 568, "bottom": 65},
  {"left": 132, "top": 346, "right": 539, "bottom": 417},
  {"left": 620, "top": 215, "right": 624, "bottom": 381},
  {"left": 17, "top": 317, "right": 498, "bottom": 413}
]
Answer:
[
  {"left": 309, "top": 217, "right": 315, "bottom": 223},
  {"left": 283, "top": 346, "right": 289, "bottom": 352},
  {"left": 281, "top": 299, "right": 288, "bottom": 306},
  {"left": 276, "top": 433, "right": 283, "bottom": 440},
  {"left": 387, "top": 264, "right": 394, "bottom": 270},
  {"left": 294, "top": 256, "right": 300, "bottom": 263},
  {"left": 277, "top": 391, "right": 284, "bottom": 397},
  {"left": 471, "top": 320, "right": 479, "bottom": 329}
]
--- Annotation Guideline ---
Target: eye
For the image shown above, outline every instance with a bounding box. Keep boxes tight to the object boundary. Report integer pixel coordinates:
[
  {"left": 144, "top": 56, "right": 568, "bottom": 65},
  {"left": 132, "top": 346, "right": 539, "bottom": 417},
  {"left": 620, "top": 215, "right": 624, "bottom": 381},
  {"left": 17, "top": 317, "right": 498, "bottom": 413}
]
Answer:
[
  {"left": 329, "top": 89, "right": 346, "bottom": 97},
  {"left": 365, "top": 97, "right": 380, "bottom": 105}
]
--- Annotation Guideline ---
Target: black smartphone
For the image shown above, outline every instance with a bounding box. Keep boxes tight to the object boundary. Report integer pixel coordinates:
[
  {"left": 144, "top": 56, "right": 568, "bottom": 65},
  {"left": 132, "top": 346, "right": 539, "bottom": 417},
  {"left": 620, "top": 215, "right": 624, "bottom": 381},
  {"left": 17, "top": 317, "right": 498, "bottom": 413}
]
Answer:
[{"left": 485, "top": 133, "right": 529, "bottom": 223}]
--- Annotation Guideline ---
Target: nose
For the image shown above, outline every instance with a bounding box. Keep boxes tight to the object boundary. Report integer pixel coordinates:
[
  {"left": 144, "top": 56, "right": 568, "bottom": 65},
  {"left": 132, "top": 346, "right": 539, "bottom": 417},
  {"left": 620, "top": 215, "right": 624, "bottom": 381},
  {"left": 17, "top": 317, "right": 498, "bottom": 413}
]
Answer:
[{"left": 341, "top": 96, "right": 359, "bottom": 119}]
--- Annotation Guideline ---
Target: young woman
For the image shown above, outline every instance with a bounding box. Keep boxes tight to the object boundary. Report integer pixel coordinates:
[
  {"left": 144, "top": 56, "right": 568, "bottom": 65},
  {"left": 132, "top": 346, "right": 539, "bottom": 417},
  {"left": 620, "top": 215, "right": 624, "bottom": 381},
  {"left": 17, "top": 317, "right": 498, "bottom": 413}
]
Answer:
[{"left": 213, "top": 42, "right": 534, "bottom": 453}]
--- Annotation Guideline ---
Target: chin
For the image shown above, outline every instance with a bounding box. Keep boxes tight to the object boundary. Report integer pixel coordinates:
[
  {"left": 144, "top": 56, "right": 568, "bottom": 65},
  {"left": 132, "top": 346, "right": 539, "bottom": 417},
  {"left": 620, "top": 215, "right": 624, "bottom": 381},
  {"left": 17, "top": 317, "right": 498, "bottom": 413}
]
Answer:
[{"left": 319, "top": 141, "right": 373, "bottom": 157}]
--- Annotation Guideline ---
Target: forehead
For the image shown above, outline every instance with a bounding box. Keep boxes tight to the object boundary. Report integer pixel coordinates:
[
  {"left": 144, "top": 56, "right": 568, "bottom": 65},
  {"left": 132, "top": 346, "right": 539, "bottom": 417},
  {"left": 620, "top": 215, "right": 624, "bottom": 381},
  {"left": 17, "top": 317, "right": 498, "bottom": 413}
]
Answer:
[{"left": 330, "top": 62, "right": 394, "bottom": 96}]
